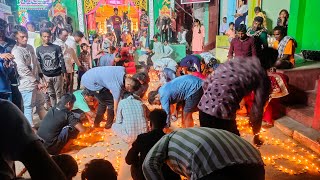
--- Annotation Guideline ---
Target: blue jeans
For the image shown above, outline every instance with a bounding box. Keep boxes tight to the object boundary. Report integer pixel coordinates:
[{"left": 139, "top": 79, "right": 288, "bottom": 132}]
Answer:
[
  {"left": 21, "top": 89, "right": 35, "bottom": 126},
  {"left": 21, "top": 88, "right": 45, "bottom": 127}
]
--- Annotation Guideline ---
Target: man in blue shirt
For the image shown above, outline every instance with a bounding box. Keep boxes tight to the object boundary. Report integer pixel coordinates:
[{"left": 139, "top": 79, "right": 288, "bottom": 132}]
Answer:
[
  {"left": 0, "top": 18, "right": 23, "bottom": 110},
  {"left": 148, "top": 75, "right": 203, "bottom": 128},
  {"left": 81, "top": 66, "right": 140, "bottom": 129}
]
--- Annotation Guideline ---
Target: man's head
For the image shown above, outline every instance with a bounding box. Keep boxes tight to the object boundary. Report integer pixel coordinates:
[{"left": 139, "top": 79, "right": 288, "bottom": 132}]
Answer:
[
  {"left": 92, "top": 34, "right": 99, "bottom": 42},
  {"left": 133, "top": 72, "right": 150, "bottom": 85},
  {"left": 73, "top": 31, "right": 84, "bottom": 43},
  {"left": 163, "top": 40, "right": 168, "bottom": 46},
  {"left": 142, "top": 30, "right": 147, "bottom": 37},
  {"left": 153, "top": 34, "right": 158, "bottom": 42},
  {"left": 141, "top": 9, "right": 146, "bottom": 15},
  {"left": 82, "top": 89, "right": 95, "bottom": 106},
  {"left": 57, "top": 93, "right": 76, "bottom": 110},
  {"left": 259, "top": 47, "right": 279, "bottom": 70},
  {"left": 149, "top": 109, "right": 167, "bottom": 130},
  {"left": 12, "top": 25, "right": 28, "bottom": 47},
  {"left": 229, "top": 22, "right": 235, "bottom": 30},
  {"left": 40, "top": 28, "right": 52, "bottom": 44},
  {"left": 26, "top": 22, "right": 36, "bottom": 32},
  {"left": 148, "top": 90, "right": 161, "bottom": 105},
  {"left": 58, "top": 28, "right": 69, "bottom": 42},
  {"left": 252, "top": 16, "right": 263, "bottom": 31},
  {"left": 81, "top": 159, "right": 117, "bottom": 180},
  {"left": 0, "top": 18, "right": 8, "bottom": 39},
  {"left": 108, "top": 46, "right": 116, "bottom": 54},
  {"left": 65, "top": 24, "right": 73, "bottom": 35},
  {"left": 40, "top": 21, "right": 54, "bottom": 31},
  {"left": 124, "top": 77, "right": 141, "bottom": 93},
  {"left": 114, "top": 8, "right": 118, "bottom": 15},
  {"left": 52, "top": 154, "right": 78, "bottom": 180},
  {"left": 223, "top": 17, "right": 227, "bottom": 23},
  {"left": 254, "top": 7, "right": 262, "bottom": 15},
  {"left": 273, "top": 26, "right": 286, "bottom": 42},
  {"left": 236, "top": 24, "right": 247, "bottom": 40}
]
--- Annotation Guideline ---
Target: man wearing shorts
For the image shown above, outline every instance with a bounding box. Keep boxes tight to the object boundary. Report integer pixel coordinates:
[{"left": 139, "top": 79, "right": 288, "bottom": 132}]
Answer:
[{"left": 148, "top": 75, "right": 203, "bottom": 128}]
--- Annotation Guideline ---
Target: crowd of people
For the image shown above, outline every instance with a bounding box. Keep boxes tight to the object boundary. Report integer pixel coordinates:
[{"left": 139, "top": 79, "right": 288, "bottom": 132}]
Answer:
[{"left": 0, "top": 4, "right": 295, "bottom": 180}]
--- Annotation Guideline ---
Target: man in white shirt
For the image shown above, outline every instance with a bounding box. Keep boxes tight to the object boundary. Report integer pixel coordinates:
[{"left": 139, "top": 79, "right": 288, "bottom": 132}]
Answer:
[
  {"left": 139, "top": 30, "right": 149, "bottom": 54},
  {"left": 26, "top": 22, "right": 42, "bottom": 52},
  {"left": 53, "top": 29, "right": 82, "bottom": 93},
  {"left": 219, "top": 17, "right": 228, "bottom": 35},
  {"left": 11, "top": 25, "right": 46, "bottom": 127},
  {"left": 65, "top": 25, "right": 77, "bottom": 55}
]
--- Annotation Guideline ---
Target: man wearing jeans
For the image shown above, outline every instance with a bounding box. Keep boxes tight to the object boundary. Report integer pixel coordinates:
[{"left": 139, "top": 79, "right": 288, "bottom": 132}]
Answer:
[
  {"left": 81, "top": 66, "right": 140, "bottom": 129},
  {"left": 37, "top": 28, "right": 66, "bottom": 107},
  {"left": 110, "top": 8, "right": 122, "bottom": 46},
  {"left": 11, "top": 25, "right": 46, "bottom": 127}
]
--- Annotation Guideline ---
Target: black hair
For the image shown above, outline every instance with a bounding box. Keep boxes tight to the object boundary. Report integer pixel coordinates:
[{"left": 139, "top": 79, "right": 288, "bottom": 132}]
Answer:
[
  {"left": 254, "top": 16, "right": 264, "bottom": 23},
  {"left": 149, "top": 109, "right": 167, "bottom": 129},
  {"left": 11, "top": 25, "right": 28, "bottom": 37},
  {"left": 65, "top": 24, "right": 73, "bottom": 34},
  {"left": 127, "top": 77, "right": 141, "bottom": 92},
  {"left": 52, "top": 154, "right": 78, "bottom": 180},
  {"left": 114, "top": 8, "right": 118, "bottom": 11},
  {"left": 26, "top": 21, "right": 36, "bottom": 28},
  {"left": 57, "top": 93, "right": 76, "bottom": 108},
  {"left": 187, "top": 66, "right": 197, "bottom": 72},
  {"left": 194, "top": 19, "right": 202, "bottom": 34},
  {"left": 0, "top": 18, "right": 8, "bottom": 30},
  {"left": 81, "top": 159, "right": 117, "bottom": 180},
  {"left": 223, "top": 17, "right": 227, "bottom": 20},
  {"left": 141, "top": 9, "right": 146, "bottom": 12},
  {"left": 148, "top": 90, "right": 159, "bottom": 104},
  {"left": 73, "top": 30, "right": 84, "bottom": 38},
  {"left": 236, "top": 24, "right": 247, "bottom": 33},
  {"left": 92, "top": 34, "right": 99, "bottom": 39},
  {"left": 279, "top": 9, "right": 289, "bottom": 17},
  {"left": 80, "top": 43, "right": 88, "bottom": 49},
  {"left": 229, "top": 22, "right": 235, "bottom": 26},
  {"left": 254, "top": 6, "right": 261, "bottom": 13},
  {"left": 58, "top": 28, "right": 68, "bottom": 35},
  {"left": 273, "top": 26, "right": 286, "bottom": 36},
  {"left": 133, "top": 72, "right": 150, "bottom": 84},
  {"left": 153, "top": 34, "right": 158, "bottom": 39},
  {"left": 259, "top": 47, "right": 279, "bottom": 70},
  {"left": 40, "top": 21, "right": 54, "bottom": 29},
  {"left": 40, "top": 28, "right": 52, "bottom": 36}
]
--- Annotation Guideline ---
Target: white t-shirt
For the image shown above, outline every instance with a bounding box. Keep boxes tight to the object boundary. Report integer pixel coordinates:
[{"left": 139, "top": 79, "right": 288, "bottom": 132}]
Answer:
[
  {"left": 66, "top": 36, "right": 77, "bottom": 54},
  {"left": 237, "top": 5, "right": 248, "bottom": 14},
  {"left": 139, "top": 36, "right": 147, "bottom": 52}
]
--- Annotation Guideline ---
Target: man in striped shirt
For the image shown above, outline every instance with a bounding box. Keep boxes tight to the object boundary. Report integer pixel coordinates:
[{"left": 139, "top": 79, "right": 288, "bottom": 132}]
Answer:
[{"left": 142, "top": 127, "right": 264, "bottom": 180}]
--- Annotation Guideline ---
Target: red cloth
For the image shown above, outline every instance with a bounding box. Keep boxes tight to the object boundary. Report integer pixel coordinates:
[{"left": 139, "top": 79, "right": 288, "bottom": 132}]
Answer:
[
  {"left": 192, "top": 72, "right": 206, "bottom": 80},
  {"left": 124, "top": 61, "right": 136, "bottom": 74}
]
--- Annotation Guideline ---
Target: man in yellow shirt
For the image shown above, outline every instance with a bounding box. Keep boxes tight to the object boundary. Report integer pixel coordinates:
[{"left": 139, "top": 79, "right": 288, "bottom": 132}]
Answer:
[{"left": 273, "top": 26, "right": 296, "bottom": 69}]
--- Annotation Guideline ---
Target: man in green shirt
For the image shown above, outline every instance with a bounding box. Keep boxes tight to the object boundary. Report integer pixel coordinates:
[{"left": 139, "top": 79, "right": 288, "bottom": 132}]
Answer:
[
  {"left": 247, "top": 16, "right": 268, "bottom": 59},
  {"left": 72, "top": 89, "right": 96, "bottom": 123}
]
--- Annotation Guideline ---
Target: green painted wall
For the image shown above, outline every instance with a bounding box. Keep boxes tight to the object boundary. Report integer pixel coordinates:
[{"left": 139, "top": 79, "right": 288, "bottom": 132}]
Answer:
[
  {"left": 262, "top": 0, "right": 291, "bottom": 31},
  {"left": 61, "top": 0, "right": 79, "bottom": 31},
  {"left": 288, "top": 0, "right": 320, "bottom": 52}
]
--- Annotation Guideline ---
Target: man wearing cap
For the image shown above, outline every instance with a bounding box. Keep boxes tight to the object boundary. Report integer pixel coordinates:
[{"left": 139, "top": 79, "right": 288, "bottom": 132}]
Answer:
[
  {"left": 228, "top": 24, "right": 256, "bottom": 60},
  {"left": 110, "top": 8, "right": 122, "bottom": 46},
  {"left": 247, "top": 16, "right": 268, "bottom": 58}
]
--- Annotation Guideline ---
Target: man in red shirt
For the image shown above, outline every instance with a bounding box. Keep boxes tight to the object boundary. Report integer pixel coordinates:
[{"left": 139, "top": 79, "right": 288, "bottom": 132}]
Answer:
[
  {"left": 110, "top": 8, "right": 122, "bottom": 46},
  {"left": 228, "top": 24, "right": 256, "bottom": 60}
]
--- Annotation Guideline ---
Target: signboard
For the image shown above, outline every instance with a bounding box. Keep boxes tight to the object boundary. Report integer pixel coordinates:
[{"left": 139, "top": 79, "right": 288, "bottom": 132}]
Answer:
[
  {"left": 181, "top": 0, "right": 210, "bottom": 5},
  {"left": 18, "top": 0, "right": 52, "bottom": 10}
]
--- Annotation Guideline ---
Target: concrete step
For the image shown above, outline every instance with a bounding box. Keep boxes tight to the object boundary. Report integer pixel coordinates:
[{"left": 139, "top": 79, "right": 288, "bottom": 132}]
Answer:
[
  {"left": 274, "top": 116, "right": 320, "bottom": 154},
  {"left": 286, "top": 105, "right": 314, "bottom": 127},
  {"left": 306, "top": 90, "right": 317, "bottom": 107}
]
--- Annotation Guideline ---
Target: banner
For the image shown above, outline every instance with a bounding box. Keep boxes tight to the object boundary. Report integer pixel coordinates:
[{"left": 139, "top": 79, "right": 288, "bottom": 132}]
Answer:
[{"left": 181, "top": 0, "right": 210, "bottom": 5}]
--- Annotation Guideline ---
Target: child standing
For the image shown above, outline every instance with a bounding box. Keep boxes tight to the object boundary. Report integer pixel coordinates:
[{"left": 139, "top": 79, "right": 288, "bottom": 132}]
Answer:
[
  {"left": 77, "top": 43, "right": 92, "bottom": 90},
  {"left": 225, "top": 22, "right": 236, "bottom": 40}
]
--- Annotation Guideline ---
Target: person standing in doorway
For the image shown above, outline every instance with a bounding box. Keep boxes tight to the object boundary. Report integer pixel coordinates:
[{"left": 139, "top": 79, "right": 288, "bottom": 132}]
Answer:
[
  {"left": 219, "top": 17, "right": 228, "bottom": 35},
  {"left": 192, "top": 19, "right": 205, "bottom": 54},
  {"left": 110, "top": 8, "right": 122, "bottom": 46},
  {"left": 37, "top": 28, "right": 67, "bottom": 107},
  {"left": 140, "top": 9, "right": 149, "bottom": 32}
]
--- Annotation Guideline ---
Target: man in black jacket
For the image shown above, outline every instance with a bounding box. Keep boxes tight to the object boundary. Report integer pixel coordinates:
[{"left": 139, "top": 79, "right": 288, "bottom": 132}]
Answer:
[
  {"left": 125, "top": 109, "right": 180, "bottom": 180},
  {"left": 37, "top": 28, "right": 66, "bottom": 107}
]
